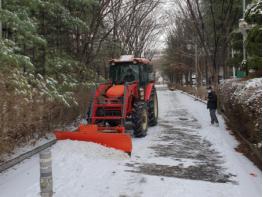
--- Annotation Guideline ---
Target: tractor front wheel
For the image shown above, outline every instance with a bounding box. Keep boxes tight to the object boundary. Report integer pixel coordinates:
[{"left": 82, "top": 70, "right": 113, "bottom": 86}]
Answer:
[
  {"left": 132, "top": 101, "right": 148, "bottom": 137},
  {"left": 148, "top": 88, "right": 158, "bottom": 126}
]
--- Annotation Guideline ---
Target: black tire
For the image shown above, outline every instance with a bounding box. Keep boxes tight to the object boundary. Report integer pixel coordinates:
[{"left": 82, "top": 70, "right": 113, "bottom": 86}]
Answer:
[
  {"left": 132, "top": 101, "right": 148, "bottom": 137},
  {"left": 95, "top": 108, "right": 105, "bottom": 125},
  {"left": 107, "top": 120, "right": 120, "bottom": 127},
  {"left": 148, "top": 87, "right": 158, "bottom": 126}
]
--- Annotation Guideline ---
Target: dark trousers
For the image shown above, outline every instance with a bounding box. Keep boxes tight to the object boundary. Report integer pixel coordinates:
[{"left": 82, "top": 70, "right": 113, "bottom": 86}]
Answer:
[{"left": 209, "top": 109, "right": 218, "bottom": 124}]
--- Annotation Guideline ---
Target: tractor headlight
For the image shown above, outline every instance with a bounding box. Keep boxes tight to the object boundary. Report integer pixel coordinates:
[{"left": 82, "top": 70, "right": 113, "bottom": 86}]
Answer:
[{"left": 139, "top": 88, "right": 144, "bottom": 100}]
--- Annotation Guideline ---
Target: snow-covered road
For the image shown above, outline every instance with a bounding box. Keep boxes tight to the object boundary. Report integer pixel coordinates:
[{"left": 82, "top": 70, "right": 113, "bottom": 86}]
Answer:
[{"left": 0, "top": 88, "right": 261, "bottom": 197}]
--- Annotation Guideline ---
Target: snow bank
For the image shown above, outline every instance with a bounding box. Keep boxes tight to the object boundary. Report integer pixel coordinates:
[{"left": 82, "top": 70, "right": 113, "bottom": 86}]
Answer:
[{"left": 53, "top": 140, "right": 129, "bottom": 160}]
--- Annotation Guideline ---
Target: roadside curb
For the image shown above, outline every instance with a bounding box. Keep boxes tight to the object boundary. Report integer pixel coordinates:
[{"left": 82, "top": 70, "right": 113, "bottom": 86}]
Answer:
[{"left": 179, "top": 91, "right": 207, "bottom": 104}]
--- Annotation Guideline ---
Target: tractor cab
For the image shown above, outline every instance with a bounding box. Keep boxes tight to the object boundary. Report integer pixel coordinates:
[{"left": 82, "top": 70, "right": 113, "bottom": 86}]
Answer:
[{"left": 109, "top": 55, "right": 155, "bottom": 86}]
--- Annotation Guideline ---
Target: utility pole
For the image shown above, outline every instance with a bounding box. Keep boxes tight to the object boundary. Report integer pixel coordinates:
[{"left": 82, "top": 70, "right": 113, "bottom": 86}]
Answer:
[
  {"left": 0, "top": 0, "right": 2, "bottom": 39},
  {"left": 232, "top": 48, "right": 236, "bottom": 78},
  {"left": 193, "top": 41, "right": 198, "bottom": 96},
  {"left": 40, "top": 149, "right": 53, "bottom": 197},
  {"left": 186, "top": 41, "right": 198, "bottom": 85},
  {"left": 243, "top": 0, "right": 246, "bottom": 62},
  {"left": 243, "top": 0, "right": 246, "bottom": 18},
  {"left": 195, "top": 42, "right": 198, "bottom": 85},
  {"left": 240, "top": 0, "right": 248, "bottom": 75}
]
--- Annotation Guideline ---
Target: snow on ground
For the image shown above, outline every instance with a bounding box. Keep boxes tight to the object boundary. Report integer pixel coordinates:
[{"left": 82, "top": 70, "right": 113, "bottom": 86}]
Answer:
[
  {"left": 54, "top": 140, "right": 128, "bottom": 160},
  {"left": 175, "top": 90, "right": 262, "bottom": 197},
  {"left": 0, "top": 87, "right": 261, "bottom": 197}
]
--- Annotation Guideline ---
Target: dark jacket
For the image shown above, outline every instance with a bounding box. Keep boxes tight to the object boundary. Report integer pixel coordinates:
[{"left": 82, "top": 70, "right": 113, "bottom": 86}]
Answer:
[{"left": 207, "top": 91, "right": 217, "bottom": 109}]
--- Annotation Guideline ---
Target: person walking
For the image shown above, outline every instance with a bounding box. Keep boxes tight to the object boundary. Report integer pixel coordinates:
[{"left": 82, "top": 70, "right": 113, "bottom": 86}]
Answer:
[{"left": 207, "top": 87, "right": 219, "bottom": 127}]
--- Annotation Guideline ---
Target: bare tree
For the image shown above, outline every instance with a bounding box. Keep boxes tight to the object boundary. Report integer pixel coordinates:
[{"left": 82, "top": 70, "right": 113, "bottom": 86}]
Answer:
[
  {"left": 116, "top": 0, "right": 162, "bottom": 57},
  {"left": 79, "top": 0, "right": 161, "bottom": 68},
  {"left": 174, "top": 0, "right": 241, "bottom": 85}
]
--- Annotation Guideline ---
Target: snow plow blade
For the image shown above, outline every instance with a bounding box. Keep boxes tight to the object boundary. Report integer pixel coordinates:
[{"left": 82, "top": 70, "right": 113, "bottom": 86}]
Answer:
[{"left": 54, "top": 124, "right": 132, "bottom": 154}]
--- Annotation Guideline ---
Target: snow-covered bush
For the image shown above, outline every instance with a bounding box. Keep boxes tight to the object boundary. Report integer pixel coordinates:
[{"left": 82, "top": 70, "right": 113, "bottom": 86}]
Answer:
[
  {"left": 219, "top": 78, "right": 262, "bottom": 144},
  {"left": 0, "top": 70, "right": 92, "bottom": 157}
]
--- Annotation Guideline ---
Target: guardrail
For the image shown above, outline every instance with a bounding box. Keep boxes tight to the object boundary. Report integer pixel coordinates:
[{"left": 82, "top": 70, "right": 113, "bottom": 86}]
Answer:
[{"left": 0, "top": 139, "right": 56, "bottom": 173}]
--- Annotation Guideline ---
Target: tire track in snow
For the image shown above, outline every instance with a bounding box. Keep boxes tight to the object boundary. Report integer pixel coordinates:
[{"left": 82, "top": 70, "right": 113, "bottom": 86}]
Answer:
[{"left": 125, "top": 90, "right": 237, "bottom": 184}]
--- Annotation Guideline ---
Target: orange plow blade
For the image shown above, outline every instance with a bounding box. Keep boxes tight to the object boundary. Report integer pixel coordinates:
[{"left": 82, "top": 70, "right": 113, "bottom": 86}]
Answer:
[{"left": 55, "top": 125, "right": 132, "bottom": 154}]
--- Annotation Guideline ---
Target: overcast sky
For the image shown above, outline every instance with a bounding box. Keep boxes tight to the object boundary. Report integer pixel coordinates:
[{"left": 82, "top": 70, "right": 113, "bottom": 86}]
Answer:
[{"left": 154, "top": 0, "right": 178, "bottom": 50}]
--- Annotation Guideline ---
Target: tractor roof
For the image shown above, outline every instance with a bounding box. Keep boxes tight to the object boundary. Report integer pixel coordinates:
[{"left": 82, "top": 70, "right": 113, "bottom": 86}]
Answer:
[{"left": 110, "top": 55, "right": 151, "bottom": 65}]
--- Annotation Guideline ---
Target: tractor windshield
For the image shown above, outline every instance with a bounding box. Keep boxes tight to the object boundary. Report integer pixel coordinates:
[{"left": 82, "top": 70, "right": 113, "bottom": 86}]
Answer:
[{"left": 110, "top": 63, "right": 139, "bottom": 84}]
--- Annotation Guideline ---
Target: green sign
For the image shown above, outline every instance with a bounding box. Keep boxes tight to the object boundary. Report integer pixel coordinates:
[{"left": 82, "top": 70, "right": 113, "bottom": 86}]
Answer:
[{"left": 236, "top": 70, "right": 246, "bottom": 78}]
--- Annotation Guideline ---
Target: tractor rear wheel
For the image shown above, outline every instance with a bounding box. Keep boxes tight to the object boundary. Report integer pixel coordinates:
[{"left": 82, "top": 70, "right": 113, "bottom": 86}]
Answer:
[
  {"left": 132, "top": 101, "right": 148, "bottom": 137},
  {"left": 148, "top": 88, "right": 158, "bottom": 126}
]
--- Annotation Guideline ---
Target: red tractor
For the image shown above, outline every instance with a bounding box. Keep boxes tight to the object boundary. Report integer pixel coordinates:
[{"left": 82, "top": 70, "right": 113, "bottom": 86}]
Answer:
[{"left": 55, "top": 55, "right": 158, "bottom": 154}]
